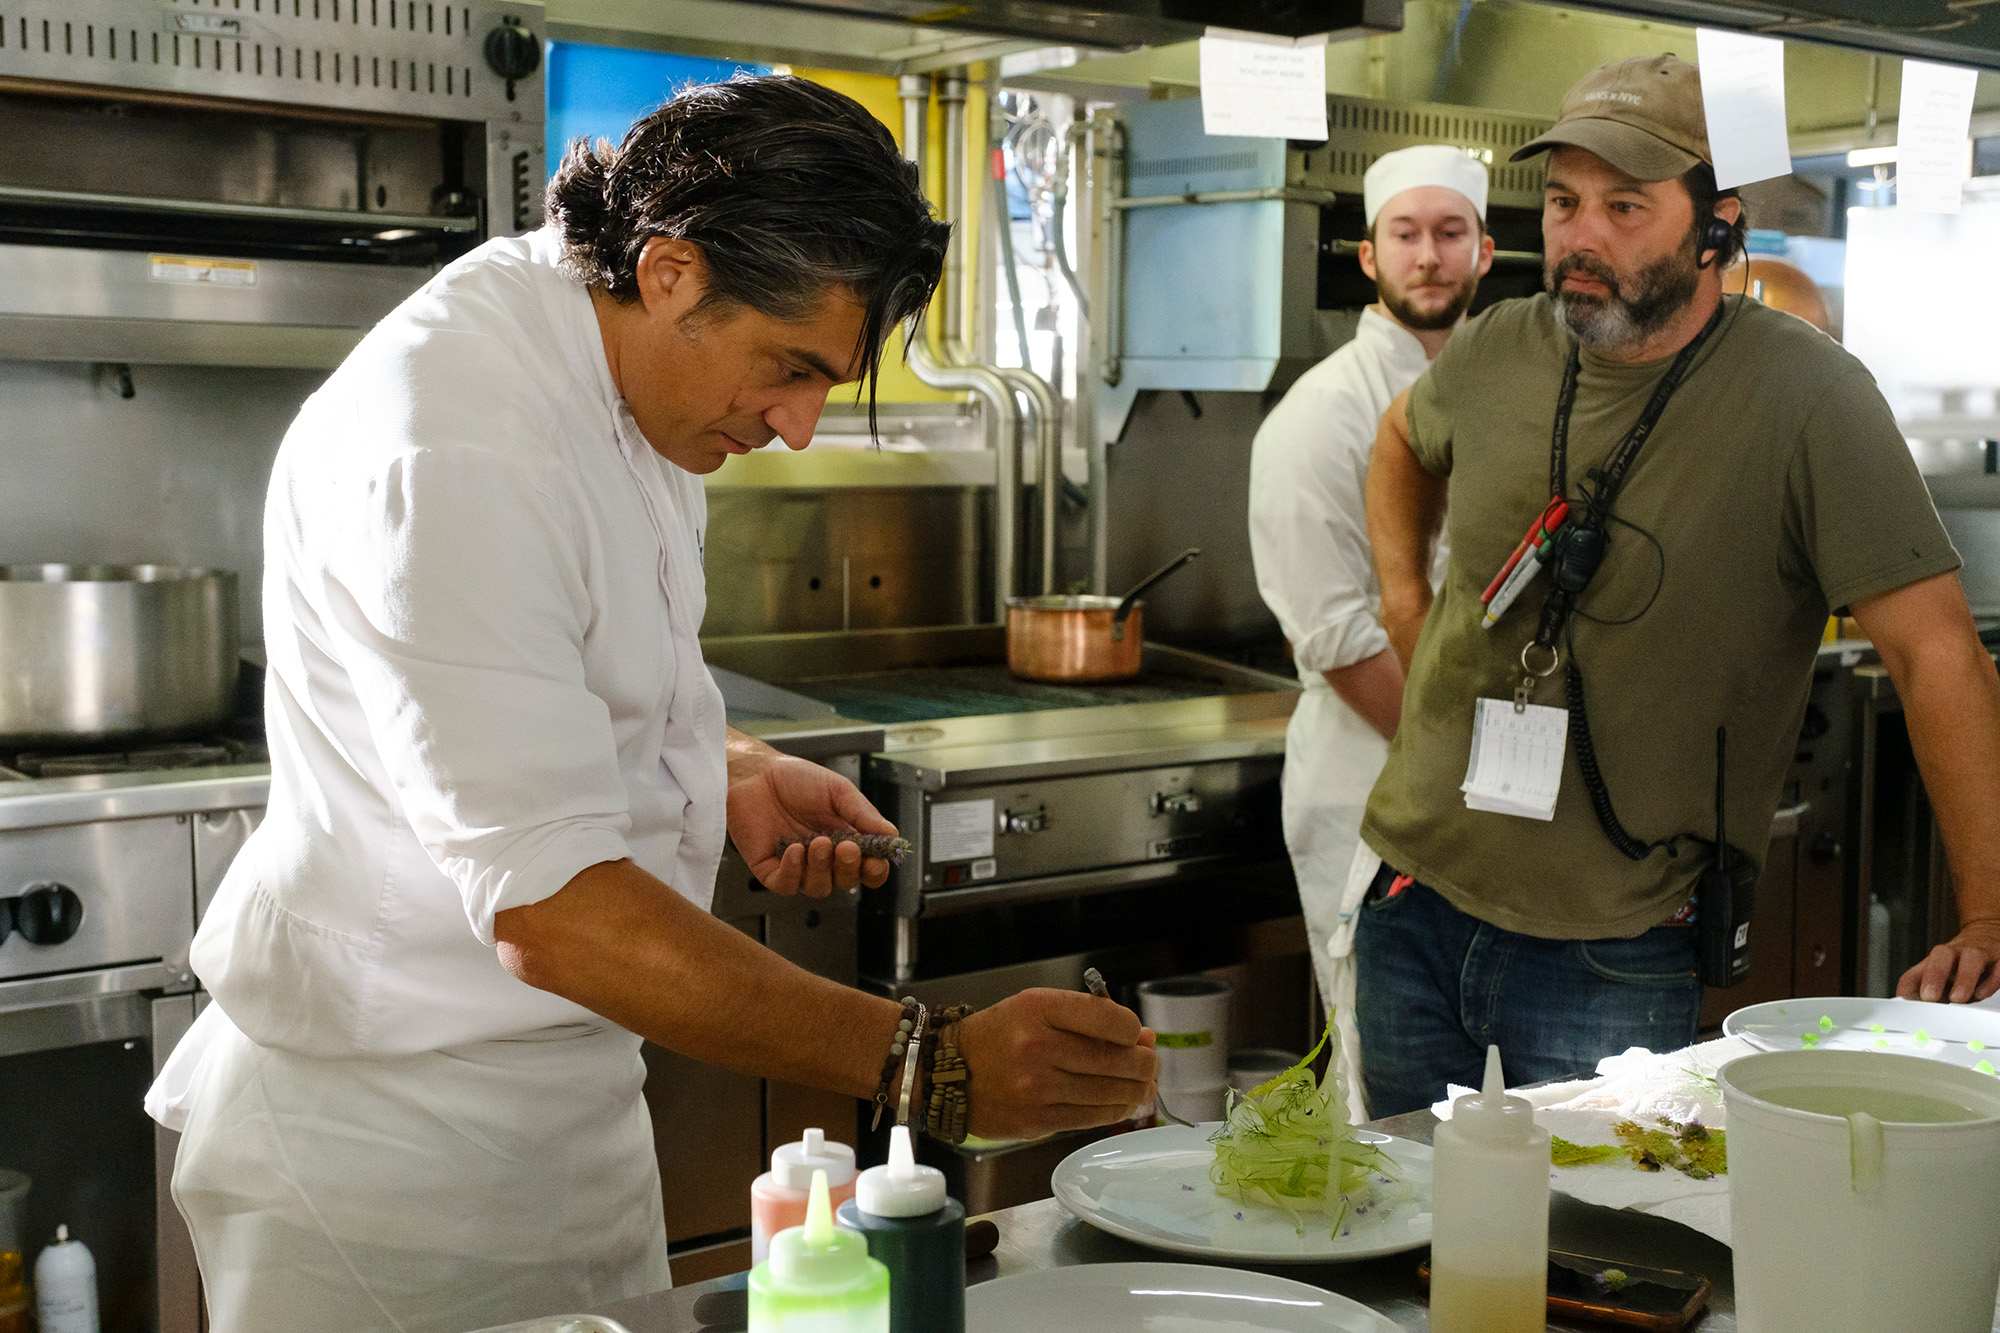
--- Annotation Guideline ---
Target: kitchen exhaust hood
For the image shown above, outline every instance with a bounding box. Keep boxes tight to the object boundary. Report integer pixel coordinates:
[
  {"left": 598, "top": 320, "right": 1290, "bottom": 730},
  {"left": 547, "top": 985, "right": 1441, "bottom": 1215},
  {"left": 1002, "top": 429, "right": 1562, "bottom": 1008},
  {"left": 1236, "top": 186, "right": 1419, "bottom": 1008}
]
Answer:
[
  {"left": 1572, "top": 1, "right": 2000, "bottom": 72},
  {"left": 736, "top": 0, "right": 1405, "bottom": 49}
]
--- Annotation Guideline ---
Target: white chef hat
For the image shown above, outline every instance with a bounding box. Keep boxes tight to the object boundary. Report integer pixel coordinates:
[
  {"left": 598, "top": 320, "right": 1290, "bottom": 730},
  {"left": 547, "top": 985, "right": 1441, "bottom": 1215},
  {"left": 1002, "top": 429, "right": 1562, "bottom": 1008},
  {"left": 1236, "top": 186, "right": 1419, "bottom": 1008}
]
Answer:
[{"left": 1363, "top": 145, "right": 1489, "bottom": 226}]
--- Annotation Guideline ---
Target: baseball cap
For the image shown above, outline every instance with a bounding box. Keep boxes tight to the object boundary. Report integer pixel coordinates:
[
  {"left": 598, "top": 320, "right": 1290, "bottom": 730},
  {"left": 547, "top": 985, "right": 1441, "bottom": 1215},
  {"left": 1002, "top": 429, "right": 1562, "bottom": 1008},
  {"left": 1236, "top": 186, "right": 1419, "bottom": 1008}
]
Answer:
[
  {"left": 1364, "top": 144, "right": 1489, "bottom": 225},
  {"left": 1511, "top": 54, "right": 1709, "bottom": 182}
]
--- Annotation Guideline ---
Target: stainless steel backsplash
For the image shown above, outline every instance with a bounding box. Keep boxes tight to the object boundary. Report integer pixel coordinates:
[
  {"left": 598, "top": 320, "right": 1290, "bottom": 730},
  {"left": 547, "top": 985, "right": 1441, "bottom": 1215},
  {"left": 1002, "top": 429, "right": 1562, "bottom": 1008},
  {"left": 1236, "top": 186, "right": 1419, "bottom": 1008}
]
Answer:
[{"left": 0, "top": 360, "right": 321, "bottom": 649}]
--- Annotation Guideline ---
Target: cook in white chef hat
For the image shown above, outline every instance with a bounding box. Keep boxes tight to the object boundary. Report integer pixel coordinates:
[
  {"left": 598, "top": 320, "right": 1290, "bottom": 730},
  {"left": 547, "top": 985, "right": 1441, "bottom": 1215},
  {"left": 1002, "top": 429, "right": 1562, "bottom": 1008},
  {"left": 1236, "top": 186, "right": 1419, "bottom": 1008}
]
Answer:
[{"left": 1363, "top": 144, "right": 1489, "bottom": 229}]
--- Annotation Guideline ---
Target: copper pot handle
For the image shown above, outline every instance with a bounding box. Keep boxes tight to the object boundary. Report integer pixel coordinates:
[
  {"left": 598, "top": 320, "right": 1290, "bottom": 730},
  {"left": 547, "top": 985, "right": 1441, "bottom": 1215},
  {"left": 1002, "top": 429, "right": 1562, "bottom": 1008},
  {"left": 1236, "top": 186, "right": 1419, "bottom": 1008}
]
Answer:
[{"left": 1111, "top": 548, "right": 1201, "bottom": 641}]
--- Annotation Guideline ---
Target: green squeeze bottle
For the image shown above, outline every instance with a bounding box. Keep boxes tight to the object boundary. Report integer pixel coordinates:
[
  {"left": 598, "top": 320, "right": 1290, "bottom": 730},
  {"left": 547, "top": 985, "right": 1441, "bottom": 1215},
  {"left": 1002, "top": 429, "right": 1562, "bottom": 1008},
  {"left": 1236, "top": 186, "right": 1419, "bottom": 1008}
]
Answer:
[
  {"left": 837, "top": 1125, "right": 966, "bottom": 1333},
  {"left": 749, "top": 1169, "right": 890, "bottom": 1333}
]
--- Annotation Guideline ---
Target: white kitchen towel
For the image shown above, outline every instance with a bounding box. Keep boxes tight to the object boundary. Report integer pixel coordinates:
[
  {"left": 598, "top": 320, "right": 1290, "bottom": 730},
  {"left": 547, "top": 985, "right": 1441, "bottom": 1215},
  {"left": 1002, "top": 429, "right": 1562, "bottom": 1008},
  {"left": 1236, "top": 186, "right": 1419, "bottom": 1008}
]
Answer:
[{"left": 1432, "top": 1037, "right": 1757, "bottom": 1244}]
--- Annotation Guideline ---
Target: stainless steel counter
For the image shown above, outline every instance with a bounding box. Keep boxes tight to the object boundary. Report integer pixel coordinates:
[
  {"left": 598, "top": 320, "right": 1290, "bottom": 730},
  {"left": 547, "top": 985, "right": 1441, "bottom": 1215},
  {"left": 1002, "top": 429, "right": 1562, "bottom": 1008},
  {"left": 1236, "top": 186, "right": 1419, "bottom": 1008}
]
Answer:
[
  {"left": 869, "top": 690, "right": 1292, "bottom": 792},
  {"left": 0, "top": 765, "right": 271, "bottom": 831},
  {"left": 586, "top": 1109, "right": 1748, "bottom": 1333}
]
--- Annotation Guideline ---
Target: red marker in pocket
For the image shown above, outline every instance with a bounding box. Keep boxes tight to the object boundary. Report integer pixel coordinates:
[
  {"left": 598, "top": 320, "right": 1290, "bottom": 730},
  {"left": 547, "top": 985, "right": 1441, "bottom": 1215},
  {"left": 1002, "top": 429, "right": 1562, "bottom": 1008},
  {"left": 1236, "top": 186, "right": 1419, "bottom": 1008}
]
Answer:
[{"left": 1480, "top": 499, "right": 1569, "bottom": 606}]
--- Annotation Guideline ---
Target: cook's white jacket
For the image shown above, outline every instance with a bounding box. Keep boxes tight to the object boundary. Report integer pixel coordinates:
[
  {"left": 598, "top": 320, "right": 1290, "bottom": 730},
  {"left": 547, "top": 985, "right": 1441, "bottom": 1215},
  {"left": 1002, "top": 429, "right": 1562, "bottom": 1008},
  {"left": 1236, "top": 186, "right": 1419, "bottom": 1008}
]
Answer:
[
  {"left": 1249, "top": 307, "right": 1444, "bottom": 1120},
  {"left": 183, "top": 227, "right": 728, "bottom": 1066},
  {"left": 1249, "top": 307, "right": 1440, "bottom": 681}
]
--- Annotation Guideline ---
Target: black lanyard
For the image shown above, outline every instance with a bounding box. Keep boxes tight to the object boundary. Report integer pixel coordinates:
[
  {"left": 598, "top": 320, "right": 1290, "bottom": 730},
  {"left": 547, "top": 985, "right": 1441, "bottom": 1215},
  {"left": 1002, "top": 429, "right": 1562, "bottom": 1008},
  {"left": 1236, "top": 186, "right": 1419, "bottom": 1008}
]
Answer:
[
  {"left": 1528, "top": 298, "right": 1728, "bottom": 661},
  {"left": 1518, "top": 299, "right": 1729, "bottom": 863}
]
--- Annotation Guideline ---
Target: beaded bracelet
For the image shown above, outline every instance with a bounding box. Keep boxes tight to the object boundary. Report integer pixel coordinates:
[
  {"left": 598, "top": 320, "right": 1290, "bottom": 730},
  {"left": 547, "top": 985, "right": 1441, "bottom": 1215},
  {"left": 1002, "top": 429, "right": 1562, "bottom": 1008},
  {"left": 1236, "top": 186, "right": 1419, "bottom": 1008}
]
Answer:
[
  {"left": 923, "top": 1003, "right": 975, "bottom": 1145},
  {"left": 870, "top": 997, "right": 920, "bottom": 1131}
]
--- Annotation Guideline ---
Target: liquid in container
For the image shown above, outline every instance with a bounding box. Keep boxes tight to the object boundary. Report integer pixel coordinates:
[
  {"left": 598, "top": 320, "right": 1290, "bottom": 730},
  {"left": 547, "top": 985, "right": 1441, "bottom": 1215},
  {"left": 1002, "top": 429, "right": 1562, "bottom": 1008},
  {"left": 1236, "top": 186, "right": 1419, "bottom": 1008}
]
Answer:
[{"left": 1428, "top": 1045, "right": 1549, "bottom": 1333}]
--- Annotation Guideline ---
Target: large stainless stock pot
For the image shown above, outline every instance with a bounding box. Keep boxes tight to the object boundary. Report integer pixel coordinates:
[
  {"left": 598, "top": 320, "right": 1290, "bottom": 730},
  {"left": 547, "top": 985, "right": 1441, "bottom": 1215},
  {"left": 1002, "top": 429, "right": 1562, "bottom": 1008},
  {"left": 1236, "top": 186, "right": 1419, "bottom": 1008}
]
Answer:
[{"left": 0, "top": 564, "right": 239, "bottom": 745}]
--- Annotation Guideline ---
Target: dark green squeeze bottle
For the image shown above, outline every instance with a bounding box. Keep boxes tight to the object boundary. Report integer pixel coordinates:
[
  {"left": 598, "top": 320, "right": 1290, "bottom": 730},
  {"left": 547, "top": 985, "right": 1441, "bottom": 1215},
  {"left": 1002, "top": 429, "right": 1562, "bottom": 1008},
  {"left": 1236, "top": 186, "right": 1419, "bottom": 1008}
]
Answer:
[{"left": 836, "top": 1126, "right": 965, "bottom": 1333}]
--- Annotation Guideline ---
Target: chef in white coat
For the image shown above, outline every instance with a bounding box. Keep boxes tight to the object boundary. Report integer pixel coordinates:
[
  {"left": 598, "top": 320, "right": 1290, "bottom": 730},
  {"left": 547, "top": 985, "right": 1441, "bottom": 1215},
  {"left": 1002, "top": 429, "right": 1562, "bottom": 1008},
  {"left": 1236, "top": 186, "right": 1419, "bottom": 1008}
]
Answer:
[
  {"left": 146, "top": 77, "right": 1158, "bottom": 1333},
  {"left": 1248, "top": 146, "right": 1492, "bottom": 1117}
]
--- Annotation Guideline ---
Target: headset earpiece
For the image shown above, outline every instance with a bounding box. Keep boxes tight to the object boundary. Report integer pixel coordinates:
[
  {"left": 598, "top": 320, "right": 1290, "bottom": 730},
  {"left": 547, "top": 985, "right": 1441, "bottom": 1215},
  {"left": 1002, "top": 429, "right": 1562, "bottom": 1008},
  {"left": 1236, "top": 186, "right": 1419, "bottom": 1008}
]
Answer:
[{"left": 1697, "top": 215, "right": 1735, "bottom": 270}]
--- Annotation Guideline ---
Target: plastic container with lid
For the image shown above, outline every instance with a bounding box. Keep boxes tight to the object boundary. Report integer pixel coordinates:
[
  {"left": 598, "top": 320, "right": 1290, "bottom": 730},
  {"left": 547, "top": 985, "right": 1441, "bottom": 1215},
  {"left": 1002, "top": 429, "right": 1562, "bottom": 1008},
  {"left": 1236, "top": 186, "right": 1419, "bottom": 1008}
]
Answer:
[
  {"left": 752, "top": 1129, "right": 858, "bottom": 1266},
  {"left": 34, "top": 1225, "right": 98, "bottom": 1333},
  {"left": 837, "top": 1125, "right": 965, "bottom": 1333},
  {"left": 748, "top": 1169, "right": 888, "bottom": 1333},
  {"left": 1427, "top": 1045, "right": 1549, "bottom": 1333}
]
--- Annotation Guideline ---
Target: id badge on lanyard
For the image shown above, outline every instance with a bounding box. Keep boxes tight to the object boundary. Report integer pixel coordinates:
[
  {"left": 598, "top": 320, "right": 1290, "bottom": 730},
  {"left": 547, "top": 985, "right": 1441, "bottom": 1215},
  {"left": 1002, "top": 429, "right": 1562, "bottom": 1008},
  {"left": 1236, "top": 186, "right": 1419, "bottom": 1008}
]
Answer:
[{"left": 1461, "top": 697, "right": 1567, "bottom": 820}]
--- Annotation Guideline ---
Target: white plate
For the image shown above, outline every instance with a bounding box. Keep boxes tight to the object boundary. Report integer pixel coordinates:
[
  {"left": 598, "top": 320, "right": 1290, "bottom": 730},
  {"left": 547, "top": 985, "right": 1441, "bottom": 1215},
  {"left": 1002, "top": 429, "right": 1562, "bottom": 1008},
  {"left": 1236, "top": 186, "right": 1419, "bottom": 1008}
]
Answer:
[
  {"left": 1724, "top": 997, "right": 2000, "bottom": 1072},
  {"left": 967, "top": 1262, "right": 1399, "bottom": 1333},
  {"left": 1051, "top": 1124, "right": 1431, "bottom": 1264}
]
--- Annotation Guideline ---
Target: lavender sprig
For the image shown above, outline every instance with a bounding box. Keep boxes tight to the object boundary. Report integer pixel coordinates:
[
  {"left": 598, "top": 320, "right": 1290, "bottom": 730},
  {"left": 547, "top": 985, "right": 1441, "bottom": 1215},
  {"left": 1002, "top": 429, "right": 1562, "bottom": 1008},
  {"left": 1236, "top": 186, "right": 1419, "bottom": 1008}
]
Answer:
[{"left": 774, "top": 832, "right": 913, "bottom": 866}]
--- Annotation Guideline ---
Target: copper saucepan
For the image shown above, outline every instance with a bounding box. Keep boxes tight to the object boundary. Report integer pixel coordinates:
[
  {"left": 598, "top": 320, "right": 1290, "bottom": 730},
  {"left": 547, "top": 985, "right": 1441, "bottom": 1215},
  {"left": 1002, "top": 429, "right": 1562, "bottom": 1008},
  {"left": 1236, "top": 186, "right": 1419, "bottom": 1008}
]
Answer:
[{"left": 1006, "top": 548, "right": 1202, "bottom": 683}]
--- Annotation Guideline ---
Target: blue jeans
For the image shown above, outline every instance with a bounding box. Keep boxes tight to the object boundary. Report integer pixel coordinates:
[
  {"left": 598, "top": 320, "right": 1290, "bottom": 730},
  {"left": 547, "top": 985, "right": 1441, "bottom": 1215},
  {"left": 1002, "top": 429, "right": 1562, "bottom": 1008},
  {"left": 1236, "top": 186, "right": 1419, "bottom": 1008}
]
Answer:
[{"left": 1355, "top": 865, "right": 1701, "bottom": 1117}]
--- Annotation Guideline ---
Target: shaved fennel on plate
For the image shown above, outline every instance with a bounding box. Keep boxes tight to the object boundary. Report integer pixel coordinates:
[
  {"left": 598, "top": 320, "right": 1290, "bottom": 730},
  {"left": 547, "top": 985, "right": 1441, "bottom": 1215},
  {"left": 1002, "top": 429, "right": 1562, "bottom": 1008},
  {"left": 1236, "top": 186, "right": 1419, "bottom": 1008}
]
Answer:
[{"left": 1208, "top": 1019, "right": 1405, "bottom": 1238}]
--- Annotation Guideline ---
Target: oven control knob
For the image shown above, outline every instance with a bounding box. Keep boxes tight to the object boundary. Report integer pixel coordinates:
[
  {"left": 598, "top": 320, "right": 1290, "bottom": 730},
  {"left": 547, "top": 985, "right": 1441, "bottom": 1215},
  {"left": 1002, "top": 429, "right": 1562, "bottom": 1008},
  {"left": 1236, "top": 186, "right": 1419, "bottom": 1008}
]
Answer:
[
  {"left": 16, "top": 883, "right": 83, "bottom": 945},
  {"left": 1004, "top": 808, "right": 1048, "bottom": 835},
  {"left": 483, "top": 16, "right": 541, "bottom": 101}
]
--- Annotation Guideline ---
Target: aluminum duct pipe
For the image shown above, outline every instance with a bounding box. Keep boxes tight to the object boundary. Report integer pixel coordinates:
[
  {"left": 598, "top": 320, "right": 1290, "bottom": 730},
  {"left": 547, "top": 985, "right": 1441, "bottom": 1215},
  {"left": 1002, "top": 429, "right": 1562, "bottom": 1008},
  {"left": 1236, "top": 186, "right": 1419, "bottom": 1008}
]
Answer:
[
  {"left": 937, "top": 71, "right": 1063, "bottom": 598},
  {"left": 898, "top": 73, "right": 1020, "bottom": 613}
]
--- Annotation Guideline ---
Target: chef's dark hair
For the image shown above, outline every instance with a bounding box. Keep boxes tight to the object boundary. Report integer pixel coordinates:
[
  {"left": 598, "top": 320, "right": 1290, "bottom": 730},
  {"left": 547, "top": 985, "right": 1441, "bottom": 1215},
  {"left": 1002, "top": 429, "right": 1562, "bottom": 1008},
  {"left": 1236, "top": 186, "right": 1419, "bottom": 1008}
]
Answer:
[
  {"left": 1681, "top": 162, "right": 1747, "bottom": 270},
  {"left": 548, "top": 74, "right": 949, "bottom": 430}
]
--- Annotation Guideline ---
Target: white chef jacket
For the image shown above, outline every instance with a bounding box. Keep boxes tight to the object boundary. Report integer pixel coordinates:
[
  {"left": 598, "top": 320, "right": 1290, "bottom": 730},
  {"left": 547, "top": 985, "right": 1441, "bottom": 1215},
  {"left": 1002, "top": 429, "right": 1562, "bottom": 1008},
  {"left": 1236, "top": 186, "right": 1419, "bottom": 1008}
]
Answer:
[
  {"left": 180, "top": 224, "right": 727, "bottom": 1063},
  {"left": 1248, "top": 307, "right": 1444, "bottom": 1121},
  {"left": 148, "top": 226, "right": 725, "bottom": 1330}
]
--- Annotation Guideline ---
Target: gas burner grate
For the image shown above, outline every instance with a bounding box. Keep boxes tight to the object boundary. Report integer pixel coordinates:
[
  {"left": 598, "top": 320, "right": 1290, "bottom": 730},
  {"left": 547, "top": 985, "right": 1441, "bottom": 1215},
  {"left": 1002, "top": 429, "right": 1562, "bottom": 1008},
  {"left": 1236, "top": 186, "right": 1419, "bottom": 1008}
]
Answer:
[{"left": 5, "top": 736, "right": 266, "bottom": 779}]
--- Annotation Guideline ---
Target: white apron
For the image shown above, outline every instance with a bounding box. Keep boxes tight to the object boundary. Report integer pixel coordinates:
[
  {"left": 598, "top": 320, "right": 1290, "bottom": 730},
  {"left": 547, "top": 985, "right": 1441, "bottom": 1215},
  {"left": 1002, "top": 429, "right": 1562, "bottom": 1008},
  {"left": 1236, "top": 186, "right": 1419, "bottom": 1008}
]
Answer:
[
  {"left": 161, "top": 1005, "right": 668, "bottom": 1333},
  {"left": 1282, "top": 678, "right": 1389, "bottom": 1124}
]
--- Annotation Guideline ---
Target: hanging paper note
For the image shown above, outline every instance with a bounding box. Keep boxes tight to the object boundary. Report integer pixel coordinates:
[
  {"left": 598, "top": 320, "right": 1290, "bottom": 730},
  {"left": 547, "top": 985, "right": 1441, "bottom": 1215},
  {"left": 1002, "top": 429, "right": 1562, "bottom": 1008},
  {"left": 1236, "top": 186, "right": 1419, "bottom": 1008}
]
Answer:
[
  {"left": 1199, "top": 27, "right": 1328, "bottom": 141},
  {"left": 1695, "top": 28, "right": 1792, "bottom": 190},
  {"left": 1897, "top": 59, "right": 1979, "bottom": 214}
]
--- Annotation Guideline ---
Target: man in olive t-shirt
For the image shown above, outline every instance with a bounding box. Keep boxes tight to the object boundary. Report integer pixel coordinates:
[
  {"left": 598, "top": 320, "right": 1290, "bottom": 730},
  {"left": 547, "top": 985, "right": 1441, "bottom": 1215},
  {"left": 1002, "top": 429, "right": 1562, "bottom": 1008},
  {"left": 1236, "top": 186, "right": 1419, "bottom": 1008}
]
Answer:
[{"left": 1357, "top": 54, "right": 2000, "bottom": 1116}]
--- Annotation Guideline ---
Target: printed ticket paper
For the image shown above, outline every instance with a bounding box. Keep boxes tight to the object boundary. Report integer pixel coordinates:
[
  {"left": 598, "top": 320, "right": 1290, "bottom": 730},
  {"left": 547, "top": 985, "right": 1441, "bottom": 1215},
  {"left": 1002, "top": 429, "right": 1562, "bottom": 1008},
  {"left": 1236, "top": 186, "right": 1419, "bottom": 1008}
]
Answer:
[
  {"left": 1462, "top": 699, "right": 1568, "bottom": 822},
  {"left": 1897, "top": 60, "right": 1979, "bottom": 215},
  {"left": 1695, "top": 28, "right": 1792, "bottom": 191},
  {"left": 1199, "top": 27, "right": 1328, "bottom": 142}
]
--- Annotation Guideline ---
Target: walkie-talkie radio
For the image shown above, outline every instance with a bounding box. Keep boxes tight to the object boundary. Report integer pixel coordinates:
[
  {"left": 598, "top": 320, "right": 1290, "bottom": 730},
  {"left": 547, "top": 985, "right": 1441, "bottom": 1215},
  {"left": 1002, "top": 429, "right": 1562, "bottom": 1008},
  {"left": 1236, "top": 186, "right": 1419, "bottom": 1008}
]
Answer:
[{"left": 1697, "top": 726, "right": 1756, "bottom": 988}]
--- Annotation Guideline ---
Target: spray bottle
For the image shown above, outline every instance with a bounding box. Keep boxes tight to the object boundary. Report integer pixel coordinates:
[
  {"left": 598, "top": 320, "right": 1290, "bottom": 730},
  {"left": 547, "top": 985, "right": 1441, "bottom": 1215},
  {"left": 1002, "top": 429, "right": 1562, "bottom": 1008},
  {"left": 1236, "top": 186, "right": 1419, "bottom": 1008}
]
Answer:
[
  {"left": 34, "top": 1226, "right": 98, "bottom": 1333},
  {"left": 1428, "top": 1045, "right": 1549, "bottom": 1333}
]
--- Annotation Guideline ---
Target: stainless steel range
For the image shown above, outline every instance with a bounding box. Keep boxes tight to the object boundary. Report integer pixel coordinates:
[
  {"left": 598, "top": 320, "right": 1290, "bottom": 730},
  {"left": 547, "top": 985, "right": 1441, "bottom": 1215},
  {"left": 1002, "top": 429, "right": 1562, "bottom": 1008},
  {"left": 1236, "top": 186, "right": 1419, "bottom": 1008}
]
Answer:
[
  {"left": 705, "top": 625, "right": 1298, "bottom": 971},
  {"left": 703, "top": 626, "right": 1308, "bottom": 1213}
]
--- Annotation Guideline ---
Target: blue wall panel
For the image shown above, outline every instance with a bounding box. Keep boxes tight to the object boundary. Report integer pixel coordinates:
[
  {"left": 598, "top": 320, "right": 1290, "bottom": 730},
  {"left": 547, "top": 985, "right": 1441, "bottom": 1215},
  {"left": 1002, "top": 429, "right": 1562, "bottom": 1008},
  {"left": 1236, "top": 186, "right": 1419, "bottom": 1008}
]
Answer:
[{"left": 545, "top": 42, "right": 769, "bottom": 175}]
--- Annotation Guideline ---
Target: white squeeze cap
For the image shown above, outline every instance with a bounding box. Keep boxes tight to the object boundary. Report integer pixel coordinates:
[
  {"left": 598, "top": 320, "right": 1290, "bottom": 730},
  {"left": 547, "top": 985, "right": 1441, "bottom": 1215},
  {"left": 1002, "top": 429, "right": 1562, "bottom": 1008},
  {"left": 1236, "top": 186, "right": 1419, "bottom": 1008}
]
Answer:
[
  {"left": 772, "top": 1128, "right": 857, "bottom": 1190},
  {"left": 1451, "top": 1044, "right": 1537, "bottom": 1143},
  {"left": 855, "top": 1125, "right": 947, "bottom": 1217}
]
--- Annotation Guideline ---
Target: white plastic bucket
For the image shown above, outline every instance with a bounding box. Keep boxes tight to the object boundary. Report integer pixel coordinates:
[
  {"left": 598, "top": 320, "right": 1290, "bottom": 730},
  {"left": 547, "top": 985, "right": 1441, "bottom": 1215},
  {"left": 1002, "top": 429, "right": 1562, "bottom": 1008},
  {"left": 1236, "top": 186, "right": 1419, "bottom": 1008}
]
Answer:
[
  {"left": 1720, "top": 1050, "right": 2000, "bottom": 1332},
  {"left": 1136, "top": 976, "right": 1232, "bottom": 1089}
]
